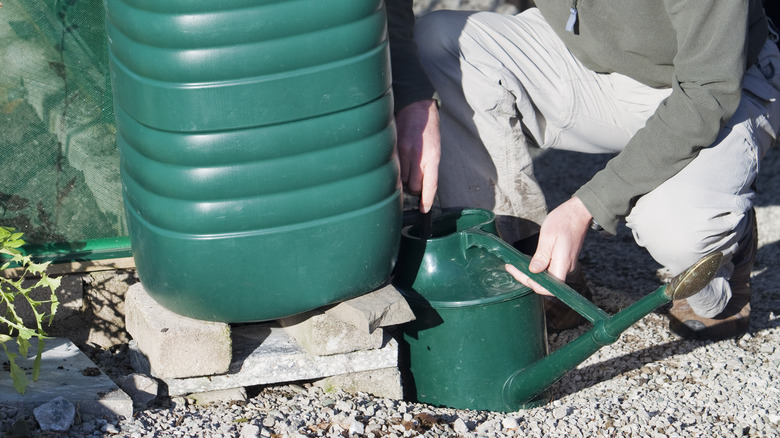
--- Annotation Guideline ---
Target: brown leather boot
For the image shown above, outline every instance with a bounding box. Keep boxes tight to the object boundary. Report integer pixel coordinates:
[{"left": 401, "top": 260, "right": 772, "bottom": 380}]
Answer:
[
  {"left": 668, "top": 210, "right": 756, "bottom": 340},
  {"left": 513, "top": 235, "right": 593, "bottom": 332}
]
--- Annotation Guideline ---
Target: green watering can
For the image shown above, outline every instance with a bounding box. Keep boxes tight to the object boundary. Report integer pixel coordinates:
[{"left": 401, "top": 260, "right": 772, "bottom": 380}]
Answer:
[{"left": 393, "top": 208, "right": 722, "bottom": 412}]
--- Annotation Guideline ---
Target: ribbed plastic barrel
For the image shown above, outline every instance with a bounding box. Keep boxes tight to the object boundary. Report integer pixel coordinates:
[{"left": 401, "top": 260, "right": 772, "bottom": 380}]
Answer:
[{"left": 105, "top": 0, "right": 402, "bottom": 322}]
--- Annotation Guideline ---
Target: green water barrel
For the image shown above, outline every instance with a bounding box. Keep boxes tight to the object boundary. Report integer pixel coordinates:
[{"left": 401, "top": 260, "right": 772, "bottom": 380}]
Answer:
[{"left": 105, "top": 0, "right": 402, "bottom": 322}]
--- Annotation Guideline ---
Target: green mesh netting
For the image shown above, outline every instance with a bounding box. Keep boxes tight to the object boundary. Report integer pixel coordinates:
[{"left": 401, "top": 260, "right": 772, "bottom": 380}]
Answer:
[{"left": 0, "top": 0, "right": 128, "bottom": 262}]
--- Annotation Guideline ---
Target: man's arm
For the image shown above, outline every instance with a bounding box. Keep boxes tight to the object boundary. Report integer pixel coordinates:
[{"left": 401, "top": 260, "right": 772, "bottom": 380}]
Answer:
[
  {"left": 386, "top": 0, "right": 437, "bottom": 110},
  {"left": 386, "top": 0, "right": 441, "bottom": 212},
  {"left": 574, "top": 1, "right": 753, "bottom": 234}
]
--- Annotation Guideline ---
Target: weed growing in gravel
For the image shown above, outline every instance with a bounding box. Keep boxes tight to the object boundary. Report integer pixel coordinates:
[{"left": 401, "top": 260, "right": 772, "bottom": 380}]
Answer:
[{"left": 0, "top": 227, "right": 61, "bottom": 394}]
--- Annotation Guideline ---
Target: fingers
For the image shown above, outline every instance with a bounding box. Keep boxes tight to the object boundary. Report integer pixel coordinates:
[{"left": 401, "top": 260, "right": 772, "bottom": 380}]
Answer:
[
  {"left": 530, "top": 234, "right": 575, "bottom": 283},
  {"left": 404, "top": 158, "right": 424, "bottom": 195},
  {"left": 394, "top": 99, "right": 441, "bottom": 212},
  {"left": 529, "top": 197, "right": 592, "bottom": 280},
  {"left": 418, "top": 162, "right": 438, "bottom": 213},
  {"left": 420, "top": 175, "right": 438, "bottom": 213},
  {"left": 528, "top": 229, "right": 572, "bottom": 282},
  {"left": 400, "top": 156, "right": 437, "bottom": 213},
  {"left": 505, "top": 264, "right": 553, "bottom": 296},
  {"left": 400, "top": 156, "right": 426, "bottom": 205},
  {"left": 528, "top": 240, "right": 551, "bottom": 274}
]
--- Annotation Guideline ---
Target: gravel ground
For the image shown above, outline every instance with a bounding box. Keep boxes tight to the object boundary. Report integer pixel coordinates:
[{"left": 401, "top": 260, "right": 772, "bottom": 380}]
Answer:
[{"left": 3, "top": 2, "right": 779, "bottom": 437}]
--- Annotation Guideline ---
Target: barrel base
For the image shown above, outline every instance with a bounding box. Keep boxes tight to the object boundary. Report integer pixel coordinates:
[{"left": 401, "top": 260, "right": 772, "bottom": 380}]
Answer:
[{"left": 129, "top": 192, "right": 402, "bottom": 323}]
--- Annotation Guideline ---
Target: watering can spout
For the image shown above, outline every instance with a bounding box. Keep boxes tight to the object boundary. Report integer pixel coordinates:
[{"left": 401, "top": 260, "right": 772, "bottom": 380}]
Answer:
[{"left": 502, "top": 251, "right": 724, "bottom": 407}]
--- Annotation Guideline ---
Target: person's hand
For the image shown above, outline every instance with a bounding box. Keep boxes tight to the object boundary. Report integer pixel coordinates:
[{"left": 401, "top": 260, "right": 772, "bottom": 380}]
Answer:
[
  {"left": 505, "top": 197, "right": 592, "bottom": 295},
  {"left": 395, "top": 99, "right": 441, "bottom": 213}
]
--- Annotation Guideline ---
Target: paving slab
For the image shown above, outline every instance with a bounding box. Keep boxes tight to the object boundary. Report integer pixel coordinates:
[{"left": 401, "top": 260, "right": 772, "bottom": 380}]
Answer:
[
  {"left": 314, "top": 367, "right": 404, "bottom": 399},
  {"left": 159, "top": 323, "right": 399, "bottom": 397},
  {"left": 0, "top": 337, "right": 132, "bottom": 419}
]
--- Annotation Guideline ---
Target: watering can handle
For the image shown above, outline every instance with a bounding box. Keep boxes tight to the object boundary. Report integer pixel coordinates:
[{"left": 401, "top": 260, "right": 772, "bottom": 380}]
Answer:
[
  {"left": 465, "top": 230, "right": 725, "bottom": 323},
  {"left": 464, "top": 229, "right": 610, "bottom": 323}
]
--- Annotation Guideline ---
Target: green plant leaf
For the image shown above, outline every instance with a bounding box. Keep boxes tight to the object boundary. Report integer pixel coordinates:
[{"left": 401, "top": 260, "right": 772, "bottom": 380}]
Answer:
[
  {"left": 36, "top": 273, "right": 61, "bottom": 291},
  {"left": 47, "top": 293, "right": 60, "bottom": 325},
  {"left": 2, "top": 349, "right": 28, "bottom": 395},
  {"left": 4, "top": 239, "right": 25, "bottom": 249},
  {"left": 0, "top": 227, "right": 13, "bottom": 239},
  {"left": 10, "top": 359, "right": 29, "bottom": 395},
  {"left": 27, "top": 260, "right": 49, "bottom": 276},
  {"left": 33, "top": 338, "right": 45, "bottom": 382},
  {"left": 17, "top": 335, "right": 32, "bottom": 358}
]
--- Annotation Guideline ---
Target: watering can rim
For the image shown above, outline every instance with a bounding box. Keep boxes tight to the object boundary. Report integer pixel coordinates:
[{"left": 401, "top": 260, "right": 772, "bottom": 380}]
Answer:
[
  {"left": 397, "top": 207, "right": 536, "bottom": 306},
  {"left": 400, "top": 207, "right": 496, "bottom": 241}
]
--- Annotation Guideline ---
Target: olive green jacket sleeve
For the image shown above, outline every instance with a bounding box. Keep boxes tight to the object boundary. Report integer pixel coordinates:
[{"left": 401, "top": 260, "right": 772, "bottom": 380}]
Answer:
[
  {"left": 538, "top": 0, "right": 768, "bottom": 234},
  {"left": 385, "top": 0, "right": 437, "bottom": 112}
]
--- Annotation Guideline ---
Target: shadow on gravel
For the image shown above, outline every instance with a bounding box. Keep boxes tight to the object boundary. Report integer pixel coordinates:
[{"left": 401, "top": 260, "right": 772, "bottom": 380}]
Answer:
[
  {"left": 548, "top": 337, "right": 700, "bottom": 400},
  {"left": 549, "top": 324, "right": 773, "bottom": 402},
  {"left": 754, "top": 144, "right": 780, "bottom": 209},
  {"left": 750, "top": 238, "right": 780, "bottom": 332},
  {"left": 549, "top": 279, "right": 779, "bottom": 401}
]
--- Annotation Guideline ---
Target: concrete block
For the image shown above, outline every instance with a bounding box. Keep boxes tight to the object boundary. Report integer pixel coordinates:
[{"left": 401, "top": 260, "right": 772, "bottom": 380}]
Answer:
[
  {"left": 124, "top": 283, "right": 231, "bottom": 379},
  {"left": 161, "top": 324, "right": 398, "bottom": 397},
  {"left": 0, "top": 338, "right": 132, "bottom": 419},
  {"left": 324, "top": 284, "right": 416, "bottom": 334},
  {"left": 314, "top": 367, "right": 403, "bottom": 400},
  {"left": 279, "top": 310, "right": 385, "bottom": 356}
]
